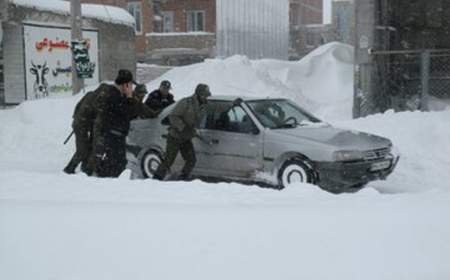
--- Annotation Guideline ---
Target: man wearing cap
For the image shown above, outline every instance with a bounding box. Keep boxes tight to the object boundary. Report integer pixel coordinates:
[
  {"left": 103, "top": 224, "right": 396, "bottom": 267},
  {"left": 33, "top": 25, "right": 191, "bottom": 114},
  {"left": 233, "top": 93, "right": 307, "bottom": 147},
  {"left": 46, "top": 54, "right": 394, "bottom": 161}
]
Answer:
[
  {"left": 153, "top": 83, "right": 211, "bottom": 181},
  {"left": 87, "top": 69, "right": 137, "bottom": 177},
  {"left": 128, "top": 84, "right": 160, "bottom": 120},
  {"left": 145, "top": 80, "right": 175, "bottom": 112}
]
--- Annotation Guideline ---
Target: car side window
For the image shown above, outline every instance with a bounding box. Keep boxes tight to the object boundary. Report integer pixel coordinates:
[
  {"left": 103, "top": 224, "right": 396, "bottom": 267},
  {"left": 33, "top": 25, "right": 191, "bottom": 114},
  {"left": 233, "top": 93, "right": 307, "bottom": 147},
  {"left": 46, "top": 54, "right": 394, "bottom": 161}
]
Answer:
[{"left": 203, "top": 101, "right": 256, "bottom": 134}]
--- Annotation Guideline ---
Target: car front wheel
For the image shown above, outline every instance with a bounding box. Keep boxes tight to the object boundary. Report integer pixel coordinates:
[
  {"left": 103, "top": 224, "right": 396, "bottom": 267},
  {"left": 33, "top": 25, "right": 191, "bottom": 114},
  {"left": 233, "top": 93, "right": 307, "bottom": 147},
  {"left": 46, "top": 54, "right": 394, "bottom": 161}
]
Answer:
[
  {"left": 278, "top": 159, "right": 314, "bottom": 188},
  {"left": 141, "top": 150, "right": 162, "bottom": 178}
]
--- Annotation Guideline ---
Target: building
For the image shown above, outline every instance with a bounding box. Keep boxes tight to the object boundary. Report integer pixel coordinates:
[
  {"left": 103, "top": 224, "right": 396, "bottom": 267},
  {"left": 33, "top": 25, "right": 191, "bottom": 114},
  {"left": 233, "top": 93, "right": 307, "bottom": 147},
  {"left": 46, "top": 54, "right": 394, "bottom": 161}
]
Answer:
[
  {"left": 332, "top": 0, "right": 354, "bottom": 46},
  {"left": 290, "top": 0, "right": 322, "bottom": 26},
  {"left": 354, "top": 0, "right": 450, "bottom": 117},
  {"left": 0, "top": 1, "right": 136, "bottom": 106},
  {"left": 289, "top": 0, "right": 328, "bottom": 59},
  {"left": 81, "top": 0, "right": 153, "bottom": 62},
  {"left": 85, "top": 0, "right": 290, "bottom": 65},
  {"left": 148, "top": 0, "right": 216, "bottom": 65}
]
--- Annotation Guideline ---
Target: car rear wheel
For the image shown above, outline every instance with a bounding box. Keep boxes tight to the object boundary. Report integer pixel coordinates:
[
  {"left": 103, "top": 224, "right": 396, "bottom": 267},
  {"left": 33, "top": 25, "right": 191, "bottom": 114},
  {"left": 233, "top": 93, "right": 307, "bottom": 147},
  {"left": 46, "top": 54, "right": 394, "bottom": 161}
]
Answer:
[
  {"left": 141, "top": 150, "right": 162, "bottom": 178},
  {"left": 278, "top": 159, "right": 314, "bottom": 188}
]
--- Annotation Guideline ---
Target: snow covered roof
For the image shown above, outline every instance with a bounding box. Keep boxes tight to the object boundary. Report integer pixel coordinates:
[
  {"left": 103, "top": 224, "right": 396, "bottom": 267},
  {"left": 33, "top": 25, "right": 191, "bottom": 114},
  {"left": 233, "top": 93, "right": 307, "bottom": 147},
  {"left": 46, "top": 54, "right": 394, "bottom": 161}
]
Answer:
[{"left": 10, "top": 0, "right": 135, "bottom": 27}]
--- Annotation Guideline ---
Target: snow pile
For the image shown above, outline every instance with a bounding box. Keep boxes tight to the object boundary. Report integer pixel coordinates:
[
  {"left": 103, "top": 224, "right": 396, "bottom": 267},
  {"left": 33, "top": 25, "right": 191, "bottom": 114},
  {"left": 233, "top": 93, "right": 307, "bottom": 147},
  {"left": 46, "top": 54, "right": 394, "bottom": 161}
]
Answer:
[
  {"left": 1, "top": 43, "right": 450, "bottom": 279},
  {"left": 1, "top": 89, "right": 450, "bottom": 194},
  {"left": 10, "top": 0, "right": 135, "bottom": 27},
  {"left": 146, "top": 42, "right": 354, "bottom": 120},
  {"left": 334, "top": 109, "right": 450, "bottom": 193}
]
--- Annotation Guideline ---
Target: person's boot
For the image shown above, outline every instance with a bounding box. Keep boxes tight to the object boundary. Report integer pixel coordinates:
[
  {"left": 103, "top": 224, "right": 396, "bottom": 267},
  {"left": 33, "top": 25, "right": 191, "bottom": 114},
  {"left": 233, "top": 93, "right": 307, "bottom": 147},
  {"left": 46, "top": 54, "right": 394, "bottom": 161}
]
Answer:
[
  {"left": 63, "top": 163, "right": 76, "bottom": 174},
  {"left": 178, "top": 173, "right": 192, "bottom": 181}
]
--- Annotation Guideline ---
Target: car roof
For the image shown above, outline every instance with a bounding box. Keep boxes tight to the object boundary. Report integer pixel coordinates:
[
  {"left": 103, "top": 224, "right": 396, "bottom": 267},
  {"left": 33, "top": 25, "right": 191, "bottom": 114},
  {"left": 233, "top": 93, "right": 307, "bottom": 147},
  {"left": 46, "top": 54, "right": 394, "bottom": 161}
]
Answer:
[{"left": 209, "top": 95, "right": 287, "bottom": 102}]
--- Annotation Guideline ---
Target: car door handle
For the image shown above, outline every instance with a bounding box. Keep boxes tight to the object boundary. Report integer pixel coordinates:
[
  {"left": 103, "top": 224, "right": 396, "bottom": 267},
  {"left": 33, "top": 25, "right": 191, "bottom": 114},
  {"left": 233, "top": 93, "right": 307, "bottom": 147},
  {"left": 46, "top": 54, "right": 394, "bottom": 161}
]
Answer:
[
  {"left": 161, "top": 134, "right": 168, "bottom": 139},
  {"left": 211, "top": 139, "right": 219, "bottom": 144}
]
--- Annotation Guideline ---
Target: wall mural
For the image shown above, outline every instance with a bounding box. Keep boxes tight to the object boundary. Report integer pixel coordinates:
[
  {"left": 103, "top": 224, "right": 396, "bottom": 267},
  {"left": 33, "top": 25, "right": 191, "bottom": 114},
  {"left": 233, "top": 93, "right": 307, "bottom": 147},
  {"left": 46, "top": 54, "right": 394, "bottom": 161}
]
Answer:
[
  {"left": 23, "top": 24, "right": 99, "bottom": 100},
  {"left": 29, "top": 61, "right": 49, "bottom": 99}
]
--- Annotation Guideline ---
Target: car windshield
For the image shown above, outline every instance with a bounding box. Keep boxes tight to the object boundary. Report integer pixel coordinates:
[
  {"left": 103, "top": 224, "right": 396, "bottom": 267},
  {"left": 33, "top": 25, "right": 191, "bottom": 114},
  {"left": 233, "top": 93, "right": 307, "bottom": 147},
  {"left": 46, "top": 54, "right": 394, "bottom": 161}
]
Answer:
[{"left": 246, "top": 99, "right": 321, "bottom": 129}]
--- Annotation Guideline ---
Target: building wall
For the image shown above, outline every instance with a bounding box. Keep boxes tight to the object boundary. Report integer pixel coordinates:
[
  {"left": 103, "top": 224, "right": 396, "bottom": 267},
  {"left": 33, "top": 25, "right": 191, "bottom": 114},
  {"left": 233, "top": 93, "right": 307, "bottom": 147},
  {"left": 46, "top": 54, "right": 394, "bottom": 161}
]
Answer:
[
  {"left": 146, "top": 33, "right": 215, "bottom": 65},
  {"left": 290, "top": 24, "right": 335, "bottom": 59},
  {"left": 289, "top": 0, "right": 324, "bottom": 59},
  {"left": 146, "top": 0, "right": 216, "bottom": 65},
  {"left": 1, "top": 3, "right": 135, "bottom": 105},
  {"left": 332, "top": 0, "right": 355, "bottom": 46},
  {"left": 82, "top": 0, "right": 152, "bottom": 61},
  {"left": 216, "top": 0, "right": 289, "bottom": 60},
  {"left": 3, "top": 23, "right": 25, "bottom": 104},
  {"left": 290, "top": 0, "right": 323, "bottom": 27},
  {"left": 157, "top": 0, "right": 216, "bottom": 33}
]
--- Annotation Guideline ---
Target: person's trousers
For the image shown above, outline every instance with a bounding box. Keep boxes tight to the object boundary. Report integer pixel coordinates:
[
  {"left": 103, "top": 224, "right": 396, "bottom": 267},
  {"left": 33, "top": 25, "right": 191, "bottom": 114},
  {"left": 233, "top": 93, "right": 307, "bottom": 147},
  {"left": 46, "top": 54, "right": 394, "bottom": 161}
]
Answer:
[
  {"left": 64, "top": 124, "right": 92, "bottom": 173},
  {"left": 153, "top": 135, "right": 196, "bottom": 180}
]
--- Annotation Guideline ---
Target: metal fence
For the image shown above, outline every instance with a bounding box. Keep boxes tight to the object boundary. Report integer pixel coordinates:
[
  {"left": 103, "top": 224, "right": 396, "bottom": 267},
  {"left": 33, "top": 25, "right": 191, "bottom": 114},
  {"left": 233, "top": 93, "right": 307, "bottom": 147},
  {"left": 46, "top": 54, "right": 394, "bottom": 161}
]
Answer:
[{"left": 356, "top": 49, "right": 450, "bottom": 116}]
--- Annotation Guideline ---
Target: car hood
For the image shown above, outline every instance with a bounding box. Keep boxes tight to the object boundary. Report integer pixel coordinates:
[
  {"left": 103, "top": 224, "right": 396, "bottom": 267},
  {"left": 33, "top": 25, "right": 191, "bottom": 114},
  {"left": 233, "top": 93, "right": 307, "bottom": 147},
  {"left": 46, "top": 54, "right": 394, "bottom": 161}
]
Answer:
[{"left": 272, "top": 125, "right": 391, "bottom": 151}]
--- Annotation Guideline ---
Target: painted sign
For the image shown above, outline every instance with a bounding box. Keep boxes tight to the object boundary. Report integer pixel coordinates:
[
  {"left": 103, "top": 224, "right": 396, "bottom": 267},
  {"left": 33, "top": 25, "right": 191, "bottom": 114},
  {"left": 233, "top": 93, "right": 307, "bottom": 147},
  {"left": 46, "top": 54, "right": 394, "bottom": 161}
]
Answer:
[
  {"left": 23, "top": 24, "right": 99, "bottom": 99},
  {"left": 71, "top": 39, "right": 95, "bottom": 79}
]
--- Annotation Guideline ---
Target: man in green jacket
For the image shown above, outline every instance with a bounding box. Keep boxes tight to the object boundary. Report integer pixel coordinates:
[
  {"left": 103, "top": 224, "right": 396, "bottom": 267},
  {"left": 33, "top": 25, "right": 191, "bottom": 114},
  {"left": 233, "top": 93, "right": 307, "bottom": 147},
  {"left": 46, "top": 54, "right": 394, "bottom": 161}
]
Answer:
[
  {"left": 63, "top": 83, "right": 110, "bottom": 174},
  {"left": 153, "top": 83, "right": 211, "bottom": 181}
]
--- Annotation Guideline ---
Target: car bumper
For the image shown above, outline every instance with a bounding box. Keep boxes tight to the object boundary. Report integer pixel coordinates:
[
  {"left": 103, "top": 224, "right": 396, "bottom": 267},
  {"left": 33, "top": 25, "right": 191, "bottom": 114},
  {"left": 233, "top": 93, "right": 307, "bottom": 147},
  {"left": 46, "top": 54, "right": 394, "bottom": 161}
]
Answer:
[{"left": 314, "top": 155, "right": 400, "bottom": 193}]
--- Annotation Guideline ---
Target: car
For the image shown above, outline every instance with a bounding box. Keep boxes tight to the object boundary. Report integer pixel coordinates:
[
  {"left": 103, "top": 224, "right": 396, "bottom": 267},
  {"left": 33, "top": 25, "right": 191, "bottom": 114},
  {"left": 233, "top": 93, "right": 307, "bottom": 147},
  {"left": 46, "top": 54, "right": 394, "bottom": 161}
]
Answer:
[{"left": 126, "top": 96, "right": 399, "bottom": 193}]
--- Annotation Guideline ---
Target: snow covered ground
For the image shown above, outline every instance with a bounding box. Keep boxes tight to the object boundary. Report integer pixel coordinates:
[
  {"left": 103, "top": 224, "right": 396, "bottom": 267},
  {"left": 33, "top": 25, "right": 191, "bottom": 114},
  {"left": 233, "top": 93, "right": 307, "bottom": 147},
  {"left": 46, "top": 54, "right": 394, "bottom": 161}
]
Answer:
[{"left": 1, "top": 43, "right": 450, "bottom": 280}]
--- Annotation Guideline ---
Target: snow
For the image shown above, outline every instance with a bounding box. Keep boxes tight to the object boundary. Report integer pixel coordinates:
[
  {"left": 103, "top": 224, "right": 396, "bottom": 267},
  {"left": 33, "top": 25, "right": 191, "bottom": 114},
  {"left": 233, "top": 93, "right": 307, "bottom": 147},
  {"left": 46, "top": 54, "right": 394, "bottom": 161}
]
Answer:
[
  {"left": 145, "top": 42, "right": 354, "bottom": 121},
  {"left": 10, "top": 0, "right": 135, "bottom": 27},
  {"left": 1, "top": 42, "right": 450, "bottom": 279}
]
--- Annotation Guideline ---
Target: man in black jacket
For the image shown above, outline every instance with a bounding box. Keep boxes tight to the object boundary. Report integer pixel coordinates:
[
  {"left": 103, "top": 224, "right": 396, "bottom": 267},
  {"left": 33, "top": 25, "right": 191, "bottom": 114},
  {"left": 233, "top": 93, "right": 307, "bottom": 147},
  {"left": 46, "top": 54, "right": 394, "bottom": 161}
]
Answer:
[
  {"left": 144, "top": 80, "right": 175, "bottom": 112},
  {"left": 87, "top": 69, "right": 137, "bottom": 177}
]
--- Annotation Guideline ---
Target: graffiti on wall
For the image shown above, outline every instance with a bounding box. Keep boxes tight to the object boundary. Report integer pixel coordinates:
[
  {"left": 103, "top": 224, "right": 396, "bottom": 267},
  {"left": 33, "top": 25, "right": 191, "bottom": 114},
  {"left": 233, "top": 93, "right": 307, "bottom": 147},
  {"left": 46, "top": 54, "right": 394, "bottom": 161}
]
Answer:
[
  {"left": 29, "top": 61, "right": 50, "bottom": 99},
  {"left": 23, "top": 24, "right": 99, "bottom": 100}
]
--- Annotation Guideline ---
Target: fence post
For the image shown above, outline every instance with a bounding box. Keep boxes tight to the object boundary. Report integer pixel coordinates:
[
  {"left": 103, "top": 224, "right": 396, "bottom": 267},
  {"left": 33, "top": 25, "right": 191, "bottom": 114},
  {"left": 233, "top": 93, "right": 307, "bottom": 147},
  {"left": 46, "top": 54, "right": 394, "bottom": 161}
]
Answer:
[{"left": 420, "top": 49, "right": 430, "bottom": 111}]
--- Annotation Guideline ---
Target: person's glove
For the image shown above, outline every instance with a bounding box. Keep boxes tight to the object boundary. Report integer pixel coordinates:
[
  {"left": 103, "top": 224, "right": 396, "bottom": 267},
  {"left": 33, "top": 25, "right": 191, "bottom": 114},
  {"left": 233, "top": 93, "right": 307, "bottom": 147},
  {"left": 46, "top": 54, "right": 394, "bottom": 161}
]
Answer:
[{"left": 233, "top": 97, "right": 244, "bottom": 107}]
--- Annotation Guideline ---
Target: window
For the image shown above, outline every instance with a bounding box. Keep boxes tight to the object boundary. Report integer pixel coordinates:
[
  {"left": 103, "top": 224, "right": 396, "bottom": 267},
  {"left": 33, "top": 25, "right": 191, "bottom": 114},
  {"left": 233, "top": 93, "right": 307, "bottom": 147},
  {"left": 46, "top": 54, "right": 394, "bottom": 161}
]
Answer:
[
  {"left": 247, "top": 99, "right": 320, "bottom": 129},
  {"left": 127, "top": 2, "right": 142, "bottom": 34},
  {"left": 186, "top": 10, "right": 205, "bottom": 32},
  {"left": 204, "top": 102, "right": 257, "bottom": 134},
  {"left": 162, "top": 11, "right": 175, "bottom": 33}
]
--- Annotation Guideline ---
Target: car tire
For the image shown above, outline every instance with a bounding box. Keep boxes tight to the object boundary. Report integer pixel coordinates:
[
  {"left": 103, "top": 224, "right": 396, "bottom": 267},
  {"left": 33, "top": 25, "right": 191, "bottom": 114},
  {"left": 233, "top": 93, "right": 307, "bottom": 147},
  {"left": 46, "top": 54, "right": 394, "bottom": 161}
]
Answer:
[
  {"left": 278, "top": 158, "right": 314, "bottom": 188},
  {"left": 141, "top": 150, "right": 162, "bottom": 178}
]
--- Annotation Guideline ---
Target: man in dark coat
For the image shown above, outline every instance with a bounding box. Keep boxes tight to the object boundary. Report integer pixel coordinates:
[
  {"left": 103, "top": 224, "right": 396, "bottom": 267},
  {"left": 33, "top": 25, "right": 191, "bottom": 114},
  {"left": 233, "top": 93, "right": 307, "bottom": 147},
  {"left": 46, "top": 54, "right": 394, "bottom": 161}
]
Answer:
[
  {"left": 128, "top": 84, "right": 160, "bottom": 120},
  {"left": 153, "top": 83, "right": 211, "bottom": 181},
  {"left": 87, "top": 69, "right": 138, "bottom": 178},
  {"left": 63, "top": 83, "right": 110, "bottom": 174},
  {"left": 144, "top": 80, "right": 175, "bottom": 112}
]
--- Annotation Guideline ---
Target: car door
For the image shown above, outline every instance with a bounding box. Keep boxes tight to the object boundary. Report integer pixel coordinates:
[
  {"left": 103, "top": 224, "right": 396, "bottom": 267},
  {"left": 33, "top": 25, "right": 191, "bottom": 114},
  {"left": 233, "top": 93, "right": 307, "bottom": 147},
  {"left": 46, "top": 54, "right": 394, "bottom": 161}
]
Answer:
[{"left": 198, "top": 101, "right": 264, "bottom": 179}]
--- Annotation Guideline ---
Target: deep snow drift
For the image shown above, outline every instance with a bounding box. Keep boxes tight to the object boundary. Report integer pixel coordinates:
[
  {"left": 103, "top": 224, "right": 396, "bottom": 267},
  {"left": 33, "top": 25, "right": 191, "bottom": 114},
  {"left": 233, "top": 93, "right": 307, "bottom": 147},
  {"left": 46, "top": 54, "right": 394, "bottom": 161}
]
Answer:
[
  {"left": 1, "top": 42, "right": 450, "bottom": 280},
  {"left": 145, "top": 42, "right": 354, "bottom": 120}
]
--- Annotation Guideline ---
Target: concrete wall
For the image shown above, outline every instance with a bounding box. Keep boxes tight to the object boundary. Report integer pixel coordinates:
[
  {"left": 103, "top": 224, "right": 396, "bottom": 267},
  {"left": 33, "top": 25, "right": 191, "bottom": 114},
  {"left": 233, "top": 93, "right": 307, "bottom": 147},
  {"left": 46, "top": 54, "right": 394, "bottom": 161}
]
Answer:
[{"left": 1, "top": 3, "right": 135, "bottom": 105}]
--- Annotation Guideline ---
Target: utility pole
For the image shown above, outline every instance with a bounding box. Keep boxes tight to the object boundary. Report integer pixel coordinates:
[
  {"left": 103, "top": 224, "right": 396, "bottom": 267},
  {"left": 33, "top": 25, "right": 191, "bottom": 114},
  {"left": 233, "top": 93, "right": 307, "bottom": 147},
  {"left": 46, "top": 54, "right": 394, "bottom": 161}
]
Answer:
[{"left": 71, "top": 0, "right": 84, "bottom": 95}]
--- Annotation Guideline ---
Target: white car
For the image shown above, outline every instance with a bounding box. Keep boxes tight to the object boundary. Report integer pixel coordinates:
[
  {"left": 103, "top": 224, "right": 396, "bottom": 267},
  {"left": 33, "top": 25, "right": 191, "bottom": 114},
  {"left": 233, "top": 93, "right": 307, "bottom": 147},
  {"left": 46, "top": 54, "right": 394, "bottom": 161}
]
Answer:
[{"left": 127, "top": 96, "right": 399, "bottom": 193}]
